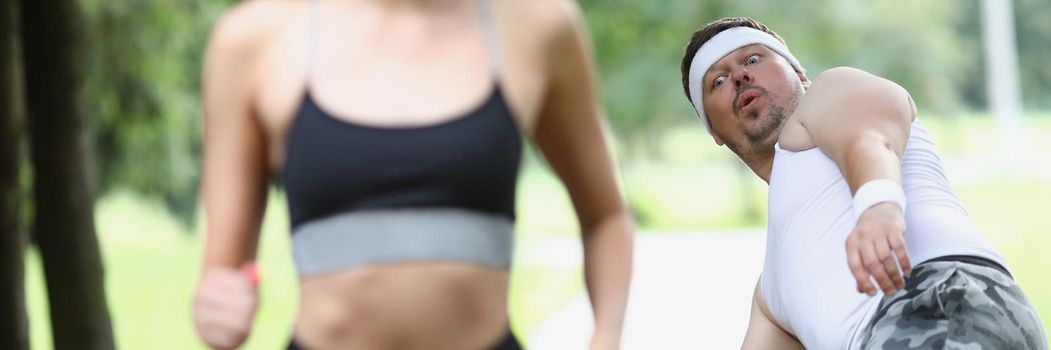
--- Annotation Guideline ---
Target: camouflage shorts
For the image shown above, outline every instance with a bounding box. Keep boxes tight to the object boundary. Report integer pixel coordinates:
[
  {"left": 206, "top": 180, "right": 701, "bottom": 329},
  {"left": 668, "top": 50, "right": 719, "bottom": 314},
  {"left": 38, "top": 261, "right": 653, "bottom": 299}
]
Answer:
[{"left": 859, "top": 260, "right": 1048, "bottom": 349}]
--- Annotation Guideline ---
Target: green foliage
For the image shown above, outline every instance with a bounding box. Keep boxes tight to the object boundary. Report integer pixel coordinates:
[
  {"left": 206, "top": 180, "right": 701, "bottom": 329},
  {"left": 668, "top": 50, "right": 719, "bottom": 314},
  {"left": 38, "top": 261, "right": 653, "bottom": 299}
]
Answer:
[
  {"left": 579, "top": 0, "right": 730, "bottom": 153},
  {"left": 579, "top": 0, "right": 1050, "bottom": 161},
  {"left": 23, "top": 118, "right": 1051, "bottom": 349},
  {"left": 24, "top": 184, "right": 587, "bottom": 349},
  {"left": 81, "top": 0, "right": 225, "bottom": 226},
  {"left": 581, "top": 0, "right": 981, "bottom": 153},
  {"left": 79, "top": 0, "right": 1051, "bottom": 222},
  {"left": 1004, "top": 0, "right": 1051, "bottom": 109},
  {"left": 949, "top": 0, "right": 1051, "bottom": 110}
]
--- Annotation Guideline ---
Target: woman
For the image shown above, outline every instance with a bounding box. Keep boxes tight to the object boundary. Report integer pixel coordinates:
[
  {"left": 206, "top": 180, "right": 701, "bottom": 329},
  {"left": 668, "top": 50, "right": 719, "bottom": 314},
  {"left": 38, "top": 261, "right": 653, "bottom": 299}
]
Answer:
[{"left": 192, "top": 0, "right": 634, "bottom": 349}]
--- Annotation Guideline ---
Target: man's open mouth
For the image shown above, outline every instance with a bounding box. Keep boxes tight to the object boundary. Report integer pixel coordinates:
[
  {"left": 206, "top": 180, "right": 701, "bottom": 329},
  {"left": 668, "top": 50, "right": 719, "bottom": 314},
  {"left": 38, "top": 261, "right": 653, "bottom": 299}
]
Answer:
[{"left": 737, "top": 89, "right": 761, "bottom": 113}]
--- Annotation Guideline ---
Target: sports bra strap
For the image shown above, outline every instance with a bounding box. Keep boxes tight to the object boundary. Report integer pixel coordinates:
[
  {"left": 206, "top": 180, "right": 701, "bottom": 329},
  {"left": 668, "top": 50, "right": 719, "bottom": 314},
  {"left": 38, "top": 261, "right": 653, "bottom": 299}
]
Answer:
[{"left": 477, "top": 0, "right": 502, "bottom": 78}]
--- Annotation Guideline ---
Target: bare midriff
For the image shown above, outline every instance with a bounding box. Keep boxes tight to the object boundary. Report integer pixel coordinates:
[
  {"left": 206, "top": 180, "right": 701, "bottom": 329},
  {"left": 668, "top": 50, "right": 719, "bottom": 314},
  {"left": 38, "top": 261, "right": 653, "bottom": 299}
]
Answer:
[{"left": 294, "top": 262, "right": 510, "bottom": 350}]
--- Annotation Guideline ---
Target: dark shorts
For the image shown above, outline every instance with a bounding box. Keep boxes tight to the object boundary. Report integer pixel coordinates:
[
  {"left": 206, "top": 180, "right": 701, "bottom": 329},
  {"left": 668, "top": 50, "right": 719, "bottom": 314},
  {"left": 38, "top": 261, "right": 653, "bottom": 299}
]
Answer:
[
  {"left": 859, "top": 257, "right": 1048, "bottom": 349},
  {"left": 287, "top": 327, "right": 521, "bottom": 350}
]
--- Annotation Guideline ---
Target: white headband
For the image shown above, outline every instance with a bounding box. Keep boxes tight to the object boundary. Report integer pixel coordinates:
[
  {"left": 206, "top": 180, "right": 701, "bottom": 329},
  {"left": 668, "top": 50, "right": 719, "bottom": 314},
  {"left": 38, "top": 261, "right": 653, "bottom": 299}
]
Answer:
[{"left": 687, "top": 26, "right": 804, "bottom": 135}]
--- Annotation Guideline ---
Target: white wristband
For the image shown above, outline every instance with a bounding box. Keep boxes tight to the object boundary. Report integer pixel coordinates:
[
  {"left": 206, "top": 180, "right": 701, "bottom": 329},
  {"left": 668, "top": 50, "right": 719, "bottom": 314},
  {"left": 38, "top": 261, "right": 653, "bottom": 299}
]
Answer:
[{"left": 852, "top": 179, "right": 906, "bottom": 221}]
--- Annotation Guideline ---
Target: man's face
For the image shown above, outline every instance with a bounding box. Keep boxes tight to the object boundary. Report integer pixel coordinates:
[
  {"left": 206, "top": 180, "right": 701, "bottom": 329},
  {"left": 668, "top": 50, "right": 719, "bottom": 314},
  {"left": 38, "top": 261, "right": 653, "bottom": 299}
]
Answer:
[{"left": 700, "top": 44, "right": 808, "bottom": 157}]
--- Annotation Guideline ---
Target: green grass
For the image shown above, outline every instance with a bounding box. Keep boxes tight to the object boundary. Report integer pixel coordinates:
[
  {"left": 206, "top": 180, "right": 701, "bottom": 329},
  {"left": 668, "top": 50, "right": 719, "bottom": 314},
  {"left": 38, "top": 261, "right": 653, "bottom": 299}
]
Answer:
[
  {"left": 23, "top": 115, "right": 1051, "bottom": 348},
  {"left": 26, "top": 177, "right": 586, "bottom": 349},
  {"left": 958, "top": 180, "right": 1051, "bottom": 334}
]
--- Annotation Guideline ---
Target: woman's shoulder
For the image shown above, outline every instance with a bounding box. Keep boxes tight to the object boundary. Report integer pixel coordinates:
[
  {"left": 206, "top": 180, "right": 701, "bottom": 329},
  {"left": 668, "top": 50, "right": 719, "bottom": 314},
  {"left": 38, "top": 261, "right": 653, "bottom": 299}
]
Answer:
[
  {"left": 206, "top": 0, "right": 305, "bottom": 60},
  {"left": 500, "top": 0, "right": 585, "bottom": 41}
]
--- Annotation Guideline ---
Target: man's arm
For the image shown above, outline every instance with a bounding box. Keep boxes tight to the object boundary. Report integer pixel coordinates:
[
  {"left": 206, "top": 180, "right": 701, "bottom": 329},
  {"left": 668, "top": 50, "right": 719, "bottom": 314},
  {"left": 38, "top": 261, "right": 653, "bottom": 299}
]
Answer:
[
  {"left": 794, "top": 67, "right": 917, "bottom": 296},
  {"left": 742, "top": 280, "right": 804, "bottom": 350}
]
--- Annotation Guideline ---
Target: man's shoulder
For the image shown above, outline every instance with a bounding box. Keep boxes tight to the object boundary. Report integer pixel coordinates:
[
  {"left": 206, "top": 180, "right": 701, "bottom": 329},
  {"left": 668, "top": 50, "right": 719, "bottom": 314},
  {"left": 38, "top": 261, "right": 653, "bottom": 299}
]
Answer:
[
  {"left": 811, "top": 66, "right": 879, "bottom": 84},
  {"left": 806, "top": 67, "right": 907, "bottom": 101},
  {"left": 795, "top": 66, "right": 912, "bottom": 122},
  {"left": 802, "top": 66, "right": 887, "bottom": 91},
  {"left": 784, "top": 67, "right": 914, "bottom": 148}
]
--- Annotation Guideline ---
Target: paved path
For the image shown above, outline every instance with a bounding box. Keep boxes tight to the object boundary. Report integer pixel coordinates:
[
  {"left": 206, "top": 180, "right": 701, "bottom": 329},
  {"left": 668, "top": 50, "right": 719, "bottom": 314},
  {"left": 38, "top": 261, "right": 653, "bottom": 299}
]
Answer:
[{"left": 526, "top": 231, "right": 767, "bottom": 349}]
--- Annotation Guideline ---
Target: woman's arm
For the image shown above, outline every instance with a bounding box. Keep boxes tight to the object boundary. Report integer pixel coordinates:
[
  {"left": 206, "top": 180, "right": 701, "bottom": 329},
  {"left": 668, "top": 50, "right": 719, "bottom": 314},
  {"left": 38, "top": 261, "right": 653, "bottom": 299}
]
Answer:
[
  {"left": 742, "top": 280, "right": 804, "bottom": 350},
  {"left": 199, "top": 3, "right": 273, "bottom": 271},
  {"left": 193, "top": 3, "right": 272, "bottom": 349},
  {"left": 533, "top": 1, "right": 635, "bottom": 349}
]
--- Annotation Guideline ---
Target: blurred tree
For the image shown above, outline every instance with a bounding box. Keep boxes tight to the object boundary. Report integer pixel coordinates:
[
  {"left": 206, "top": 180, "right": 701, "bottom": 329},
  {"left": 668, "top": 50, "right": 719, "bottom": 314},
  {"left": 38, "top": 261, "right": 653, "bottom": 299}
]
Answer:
[
  {"left": 824, "top": 1, "right": 968, "bottom": 115},
  {"left": 19, "top": 0, "right": 114, "bottom": 348},
  {"left": 580, "top": 0, "right": 734, "bottom": 157},
  {"left": 953, "top": 0, "right": 988, "bottom": 111},
  {"left": 579, "top": 0, "right": 975, "bottom": 154},
  {"left": 68, "top": 0, "right": 1048, "bottom": 231},
  {"left": 0, "top": 0, "right": 29, "bottom": 348},
  {"left": 955, "top": 0, "right": 1051, "bottom": 110},
  {"left": 1014, "top": 0, "right": 1051, "bottom": 110},
  {"left": 577, "top": 0, "right": 979, "bottom": 226},
  {"left": 80, "top": 0, "right": 226, "bottom": 226}
]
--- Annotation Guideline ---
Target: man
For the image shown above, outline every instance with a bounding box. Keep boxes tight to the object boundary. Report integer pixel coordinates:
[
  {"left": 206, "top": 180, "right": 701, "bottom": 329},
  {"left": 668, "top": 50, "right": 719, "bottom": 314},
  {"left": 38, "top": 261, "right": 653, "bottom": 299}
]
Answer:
[{"left": 679, "top": 17, "right": 1046, "bottom": 349}]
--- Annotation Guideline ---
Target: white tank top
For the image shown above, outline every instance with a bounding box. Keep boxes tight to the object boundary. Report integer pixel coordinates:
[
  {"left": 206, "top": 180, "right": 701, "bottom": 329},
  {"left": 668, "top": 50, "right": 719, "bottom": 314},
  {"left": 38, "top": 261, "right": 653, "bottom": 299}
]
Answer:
[{"left": 762, "top": 120, "right": 1006, "bottom": 349}]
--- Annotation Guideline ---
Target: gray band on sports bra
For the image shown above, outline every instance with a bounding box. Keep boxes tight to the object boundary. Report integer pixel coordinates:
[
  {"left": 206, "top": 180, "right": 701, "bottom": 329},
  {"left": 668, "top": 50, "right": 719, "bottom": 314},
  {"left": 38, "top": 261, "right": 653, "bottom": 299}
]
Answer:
[{"left": 292, "top": 208, "right": 514, "bottom": 277}]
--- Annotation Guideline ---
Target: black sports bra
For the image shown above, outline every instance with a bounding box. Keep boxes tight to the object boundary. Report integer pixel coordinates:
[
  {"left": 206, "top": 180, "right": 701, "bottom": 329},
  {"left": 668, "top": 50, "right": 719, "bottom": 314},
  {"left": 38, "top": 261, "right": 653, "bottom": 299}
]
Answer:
[
  {"left": 283, "top": 86, "right": 522, "bottom": 228},
  {"left": 281, "top": 0, "right": 521, "bottom": 229}
]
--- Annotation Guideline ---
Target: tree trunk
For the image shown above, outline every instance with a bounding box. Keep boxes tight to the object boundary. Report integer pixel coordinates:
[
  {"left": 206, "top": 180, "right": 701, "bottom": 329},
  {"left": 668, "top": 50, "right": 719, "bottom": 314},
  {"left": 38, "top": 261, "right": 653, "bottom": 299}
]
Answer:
[
  {"left": 18, "top": 0, "right": 114, "bottom": 348},
  {"left": 0, "top": 0, "right": 29, "bottom": 348}
]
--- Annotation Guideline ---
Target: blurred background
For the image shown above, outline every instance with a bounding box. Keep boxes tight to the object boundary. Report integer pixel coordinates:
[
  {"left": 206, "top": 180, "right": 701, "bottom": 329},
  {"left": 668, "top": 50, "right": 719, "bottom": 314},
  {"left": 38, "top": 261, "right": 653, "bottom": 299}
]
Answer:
[{"left": 2, "top": 0, "right": 1048, "bottom": 349}]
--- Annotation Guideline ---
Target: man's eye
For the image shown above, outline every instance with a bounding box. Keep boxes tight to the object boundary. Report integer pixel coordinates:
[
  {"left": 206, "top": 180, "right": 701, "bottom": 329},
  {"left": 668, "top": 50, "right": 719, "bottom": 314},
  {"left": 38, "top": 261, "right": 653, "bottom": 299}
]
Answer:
[
  {"left": 747, "top": 55, "right": 760, "bottom": 65},
  {"left": 713, "top": 76, "right": 726, "bottom": 89}
]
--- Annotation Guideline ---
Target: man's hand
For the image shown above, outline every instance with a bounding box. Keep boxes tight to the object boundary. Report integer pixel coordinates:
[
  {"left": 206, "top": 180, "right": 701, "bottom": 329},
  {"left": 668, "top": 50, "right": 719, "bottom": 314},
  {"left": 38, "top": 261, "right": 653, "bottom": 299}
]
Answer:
[
  {"left": 845, "top": 202, "right": 911, "bottom": 296},
  {"left": 193, "top": 263, "right": 260, "bottom": 350}
]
